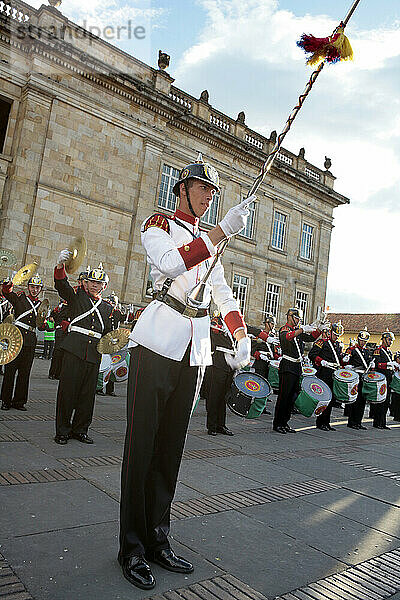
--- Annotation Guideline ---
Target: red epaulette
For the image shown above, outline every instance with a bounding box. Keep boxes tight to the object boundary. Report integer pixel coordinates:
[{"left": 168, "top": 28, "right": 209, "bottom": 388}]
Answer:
[
  {"left": 315, "top": 339, "right": 324, "bottom": 348},
  {"left": 280, "top": 325, "right": 290, "bottom": 332},
  {"left": 143, "top": 213, "right": 170, "bottom": 234}
]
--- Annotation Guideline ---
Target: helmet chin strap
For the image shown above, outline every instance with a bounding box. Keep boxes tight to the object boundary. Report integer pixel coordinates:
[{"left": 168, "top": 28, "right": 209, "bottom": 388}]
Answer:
[{"left": 184, "top": 181, "right": 198, "bottom": 218}]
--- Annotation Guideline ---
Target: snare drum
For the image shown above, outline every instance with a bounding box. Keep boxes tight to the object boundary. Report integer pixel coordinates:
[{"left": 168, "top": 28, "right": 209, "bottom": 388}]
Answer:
[
  {"left": 391, "top": 371, "right": 400, "bottom": 394},
  {"left": 302, "top": 366, "right": 317, "bottom": 377},
  {"left": 267, "top": 360, "right": 280, "bottom": 391},
  {"left": 333, "top": 368, "right": 359, "bottom": 405},
  {"left": 362, "top": 371, "right": 387, "bottom": 404},
  {"left": 227, "top": 371, "right": 272, "bottom": 419},
  {"left": 295, "top": 376, "right": 332, "bottom": 418}
]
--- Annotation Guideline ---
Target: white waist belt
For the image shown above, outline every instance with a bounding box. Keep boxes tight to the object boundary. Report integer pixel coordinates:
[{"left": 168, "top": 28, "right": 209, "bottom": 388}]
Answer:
[
  {"left": 16, "top": 322, "right": 35, "bottom": 332},
  {"left": 282, "top": 355, "right": 302, "bottom": 363},
  {"left": 69, "top": 325, "right": 102, "bottom": 339}
]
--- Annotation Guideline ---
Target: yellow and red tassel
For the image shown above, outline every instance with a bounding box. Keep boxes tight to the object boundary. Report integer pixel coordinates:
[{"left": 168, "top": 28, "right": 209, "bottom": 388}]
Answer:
[{"left": 297, "top": 23, "right": 353, "bottom": 66}]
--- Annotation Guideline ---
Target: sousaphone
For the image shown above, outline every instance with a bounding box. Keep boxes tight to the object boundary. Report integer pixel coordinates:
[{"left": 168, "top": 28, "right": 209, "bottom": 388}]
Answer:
[
  {"left": 97, "top": 327, "right": 130, "bottom": 355},
  {"left": 12, "top": 263, "right": 38, "bottom": 286},
  {"left": 36, "top": 298, "right": 49, "bottom": 328},
  {"left": 0, "top": 322, "right": 23, "bottom": 365},
  {"left": 65, "top": 236, "right": 87, "bottom": 274}
]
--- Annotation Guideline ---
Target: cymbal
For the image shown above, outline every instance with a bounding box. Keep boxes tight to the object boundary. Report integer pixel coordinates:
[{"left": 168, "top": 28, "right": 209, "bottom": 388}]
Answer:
[
  {"left": 12, "top": 263, "right": 38, "bottom": 286},
  {"left": 97, "top": 327, "right": 130, "bottom": 355},
  {"left": 36, "top": 298, "right": 49, "bottom": 328},
  {"left": 0, "top": 322, "right": 23, "bottom": 365},
  {"left": 0, "top": 248, "right": 17, "bottom": 269},
  {"left": 65, "top": 236, "right": 87, "bottom": 274}
]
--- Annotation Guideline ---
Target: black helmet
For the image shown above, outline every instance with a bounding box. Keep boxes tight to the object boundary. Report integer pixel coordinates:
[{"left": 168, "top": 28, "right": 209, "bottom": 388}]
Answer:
[
  {"left": 172, "top": 153, "right": 220, "bottom": 197},
  {"left": 358, "top": 327, "right": 370, "bottom": 341},
  {"left": 87, "top": 263, "right": 109, "bottom": 285},
  {"left": 28, "top": 274, "right": 43, "bottom": 287},
  {"left": 287, "top": 307, "right": 303, "bottom": 320},
  {"left": 331, "top": 321, "right": 344, "bottom": 336}
]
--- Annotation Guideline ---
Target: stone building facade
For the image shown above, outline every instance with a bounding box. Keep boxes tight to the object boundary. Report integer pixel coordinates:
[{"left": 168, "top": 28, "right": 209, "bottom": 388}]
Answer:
[{"left": 0, "top": 0, "right": 349, "bottom": 326}]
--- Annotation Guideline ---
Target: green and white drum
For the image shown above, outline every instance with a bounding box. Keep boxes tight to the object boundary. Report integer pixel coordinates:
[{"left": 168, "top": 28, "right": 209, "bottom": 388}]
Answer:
[
  {"left": 267, "top": 359, "right": 280, "bottom": 391},
  {"left": 362, "top": 371, "right": 387, "bottom": 404},
  {"left": 302, "top": 366, "right": 317, "bottom": 377},
  {"left": 391, "top": 371, "right": 400, "bottom": 394},
  {"left": 109, "top": 348, "right": 130, "bottom": 383},
  {"left": 333, "top": 368, "right": 359, "bottom": 404},
  {"left": 97, "top": 354, "right": 112, "bottom": 392},
  {"left": 295, "top": 376, "right": 332, "bottom": 418}
]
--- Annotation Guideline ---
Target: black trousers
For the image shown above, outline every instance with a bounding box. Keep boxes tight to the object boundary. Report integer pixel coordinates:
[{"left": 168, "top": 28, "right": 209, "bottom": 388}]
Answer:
[
  {"left": 254, "top": 359, "right": 269, "bottom": 379},
  {"left": 316, "top": 374, "right": 334, "bottom": 427},
  {"left": 49, "top": 330, "right": 66, "bottom": 379},
  {"left": 391, "top": 392, "right": 400, "bottom": 421},
  {"left": 1, "top": 345, "right": 35, "bottom": 407},
  {"left": 372, "top": 389, "right": 390, "bottom": 427},
  {"left": 119, "top": 345, "right": 200, "bottom": 560},
  {"left": 274, "top": 370, "right": 300, "bottom": 428},
  {"left": 347, "top": 380, "right": 367, "bottom": 426},
  {"left": 55, "top": 350, "right": 99, "bottom": 436},
  {"left": 204, "top": 366, "right": 232, "bottom": 431},
  {"left": 43, "top": 340, "right": 54, "bottom": 359}
]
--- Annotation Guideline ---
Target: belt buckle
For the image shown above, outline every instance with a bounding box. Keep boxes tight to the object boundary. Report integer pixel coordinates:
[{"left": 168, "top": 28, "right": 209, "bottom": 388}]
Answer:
[{"left": 182, "top": 306, "right": 198, "bottom": 318}]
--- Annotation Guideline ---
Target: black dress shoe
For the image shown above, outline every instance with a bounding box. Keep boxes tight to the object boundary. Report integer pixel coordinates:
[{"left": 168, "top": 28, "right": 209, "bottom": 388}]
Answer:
[
  {"left": 147, "top": 548, "right": 194, "bottom": 574},
  {"left": 273, "top": 426, "right": 287, "bottom": 434},
  {"left": 262, "top": 408, "right": 271, "bottom": 415},
  {"left": 317, "top": 424, "right": 331, "bottom": 431},
  {"left": 107, "top": 391, "right": 117, "bottom": 397},
  {"left": 327, "top": 425, "right": 336, "bottom": 431},
  {"left": 216, "top": 426, "right": 233, "bottom": 436},
  {"left": 12, "top": 405, "right": 27, "bottom": 411},
  {"left": 70, "top": 433, "right": 94, "bottom": 444},
  {"left": 97, "top": 390, "right": 106, "bottom": 396},
  {"left": 347, "top": 423, "right": 359, "bottom": 429},
  {"left": 0, "top": 403, "right": 10, "bottom": 410},
  {"left": 120, "top": 556, "right": 155, "bottom": 590},
  {"left": 207, "top": 429, "right": 217, "bottom": 436},
  {"left": 284, "top": 426, "right": 296, "bottom": 433},
  {"left": 358, "top": 424, "right": 367, "bottom": 430},
  {"left": 377, "top": 425, "right": 391, "bottom": 430},
  {"left": 54, "top": 435, "right": 68, "bottom": 445}
]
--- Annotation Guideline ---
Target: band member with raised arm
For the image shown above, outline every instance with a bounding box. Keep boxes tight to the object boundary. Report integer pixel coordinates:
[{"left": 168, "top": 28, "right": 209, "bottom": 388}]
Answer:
[
  {"left": 308, "top": 321, "right": 345, "bottom": 431},
  {"left": 273, "top": 307, "right": 323, "bottom": 434},
  {"left": 345, "top": 328, "right": 372, "bottom": 430},
  {"left": 1, "top": 275, "right": 44, "bottom": 411},
  {"left": 372, "top": 329, "right": 395, "bottom": 430},
  {"left": 118, "top": 155, "right": 253, "bottom": 591},
  {"left": 53, "top": 258, "right": 113, "bottom": 445}
]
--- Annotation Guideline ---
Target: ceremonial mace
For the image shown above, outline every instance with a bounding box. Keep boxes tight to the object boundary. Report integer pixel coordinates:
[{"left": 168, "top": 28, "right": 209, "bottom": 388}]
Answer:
[{"left": 187, "top": 0, "right": 362, "bottom": 308}]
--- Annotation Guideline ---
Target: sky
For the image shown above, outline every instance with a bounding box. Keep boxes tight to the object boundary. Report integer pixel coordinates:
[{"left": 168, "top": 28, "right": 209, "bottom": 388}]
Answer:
[{"left": 28, "top": 0, "right": 400, "bottom": 313}]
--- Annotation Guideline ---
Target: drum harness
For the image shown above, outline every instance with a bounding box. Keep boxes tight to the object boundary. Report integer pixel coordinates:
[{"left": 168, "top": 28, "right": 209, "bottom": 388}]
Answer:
[
  {"left": 381, "top": 348, "right": 393, "bottom": 370},
  {"left": 282, "top": 337, "right": 302, "bottom": 364},
  {"left": 327, "top": 340, "right": 341, "bottom": 368},
  {"left": 69, "top": 298, "right": 104, "bottom": 340},
  {"left": 14, "top": 297, "right": 39, "bottom": 333}
]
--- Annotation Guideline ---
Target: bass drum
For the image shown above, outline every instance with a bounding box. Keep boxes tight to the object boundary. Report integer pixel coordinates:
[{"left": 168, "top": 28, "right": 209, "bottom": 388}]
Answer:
[
  {"left": 391, "top": 371, "right": 400, "bottom": 394},
  {"left": 295, "top": 376, "right": 332, "bottom": 418},
  {"left": 227, "top": 371, "right": 272, "bottom": 419},
  {"left": 362, "top": 371, "right": 387, "bottom": 404},
  {"left": 333, "top": 368, "right": 359, "bottom": 404}
]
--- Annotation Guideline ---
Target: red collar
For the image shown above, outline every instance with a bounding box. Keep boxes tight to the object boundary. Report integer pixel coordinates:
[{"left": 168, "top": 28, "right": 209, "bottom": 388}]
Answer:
[
  {"left": 28, "top": 294, "right": 40, "bottom": 302},
  {"left": 174, "top": 209, "right": 199, "bottom": 226}
]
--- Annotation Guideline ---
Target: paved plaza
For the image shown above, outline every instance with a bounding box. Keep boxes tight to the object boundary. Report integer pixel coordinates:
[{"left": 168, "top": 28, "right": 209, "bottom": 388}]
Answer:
[{"left": 1, "top": 358, "right": 400, "bottom": 600}]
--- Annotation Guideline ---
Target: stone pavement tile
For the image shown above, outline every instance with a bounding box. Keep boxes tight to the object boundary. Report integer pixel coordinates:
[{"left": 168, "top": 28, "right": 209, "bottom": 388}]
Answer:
[
  {"left": 240, "top": 498, "right": 399, "bottom": 565},
  {"left": 171, "top": 509, "right": 347, "bottom": 598},
  {"left": 177, "top": 458, "right": 264, "bottom": 495},
  {"left": 203, "top": 455, "right": 316, "bottom": 486},
  {"left": 356, "top": 442, "right": 400, "bottom": 459},
  {"left": 303, "top": 488, "right": 400, "bottom": 537},
  {"left": 183, "top": 433, "right": 225, "bottom": 451},
  {"left": 269, "top": 456, "right": 376, "bottom": 483},
  {"left": 76, "top": 465, "right": 121, "bottom": 499},
  {"left": 300, "top": 427, "right": 370, "bottom": 443},
  {"left": 0, "top": 480, "right": 118, "bottom": 538},
  {"left": 340, "top": 450, "right": 400, "bottom": 472},
  {"left": 0, "top": 442, "right": 64, "bottom": 471},
  {"left": 0, "top": 521, "right": 223, "bottom": 600},
  {"left": 174, "top": 481, "right": 206, "bottom": 502},
  {"left": 343, "top": 476, "right": 400, "bottom": 507}
]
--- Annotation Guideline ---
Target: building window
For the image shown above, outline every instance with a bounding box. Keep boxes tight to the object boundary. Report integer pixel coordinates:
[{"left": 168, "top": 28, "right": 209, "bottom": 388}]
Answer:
[
  {"left": 264, "top": 283, "right": 280, "bottom": 318},
  {"left": 296, "top": 290, "right": 308, "bottom": 321},
  {"left": 232, "top": 274, "right": 248, "bottom": 315},
  {"left": 0, "top": 98, "right": 11, "bottom": 154},
  {"left": 201, "top": 191, "right": 220, "bottom": 226},
  {"left": 158, "top": 164, "right": 179, "bottom": 212},
  {"left": 242, "top": 200, "right": 256, "bottom": 239},
  {"left": 271, "top": 211, "right": 287, "bottom": 250},
  {"left": 300, "top": 223, "right": 313, "bottom": 260}
]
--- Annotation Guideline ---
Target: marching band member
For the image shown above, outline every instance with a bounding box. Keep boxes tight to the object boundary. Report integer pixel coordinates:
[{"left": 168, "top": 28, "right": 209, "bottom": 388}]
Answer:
[
  {"left": 53, "top": 258, "right": 113, "bottom": 445},
  {"left": 309, "top": 321, "right": 345, "bottom": 431},
  {"left": 372, "top": 329, "right": 395, "bottom": 429},
  {"left": 391, "top": 351, "right": 400, "bottom": 421},
  {"left": 97, "top": 292, "right": 124, "bottom": 397},
  {"left": 48, "top": 301, "right": 70, "bottom": 380},
  {"left": 346, "top": 328, "right": 372, "bottom": 430},
  {"left": 252, "top": 313, "right": 280, "bottom": 379},
  {"left": 202, "top": 313, "right": 234, "bottom": 436},
  {"left": 273, "top": 307, "right": 323, "bottom": 434},
  {"left": 0, "top": 275, "right": 44, "bottom": 410},
  {"left": 118, "top": 155, "right": 252, "bottom": 590}
]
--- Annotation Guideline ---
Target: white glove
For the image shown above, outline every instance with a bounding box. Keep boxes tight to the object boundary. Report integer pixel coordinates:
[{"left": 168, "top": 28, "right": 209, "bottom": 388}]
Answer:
[
  {"left": 369, "top": 360, "right": 375, "bottom": 369},
  {"left": 302, "top": 324, "right": 316, "bottom": 334},
  {"left": 267, "top": 335, "right": 280, "bottom": 345},
  {"left": 320, "top": 322, "right": 331, "bottom": 332},
  {"left": 57, "top": 249, "right": 72, "bottom": 265},
  {"left": 342, "top": 354, "right": 351, "bottom": 363},
  {"left": 218, "top": 195, "right": 255, "bottom": 238},
  {"left": 387, "top": 361, "right": 396, "bottom": 369},
  {"left": 225, "top": 337, "right": 251, "bottom": 370}
]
